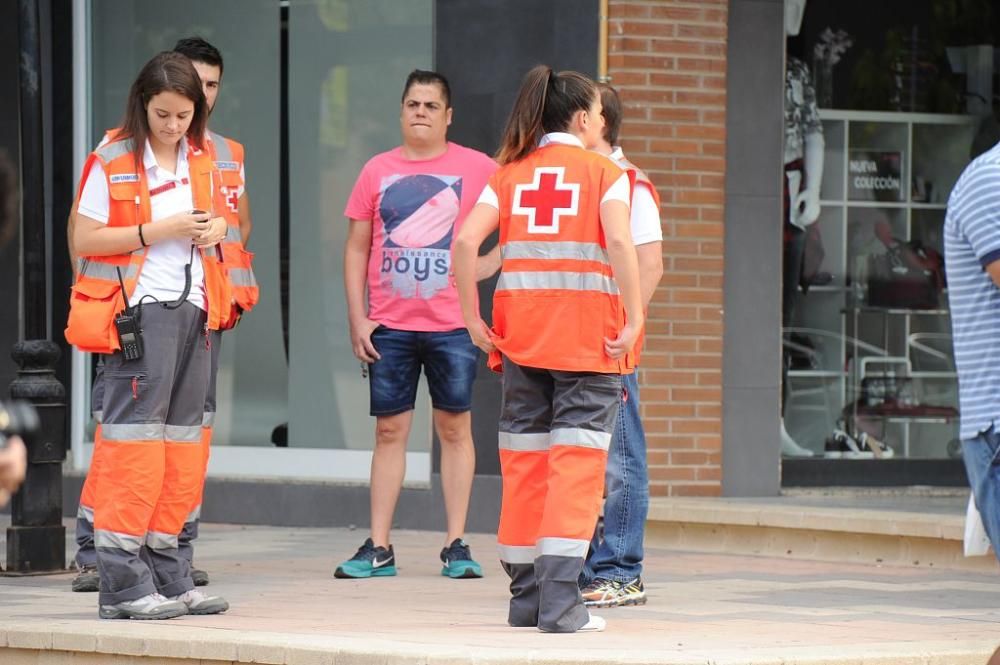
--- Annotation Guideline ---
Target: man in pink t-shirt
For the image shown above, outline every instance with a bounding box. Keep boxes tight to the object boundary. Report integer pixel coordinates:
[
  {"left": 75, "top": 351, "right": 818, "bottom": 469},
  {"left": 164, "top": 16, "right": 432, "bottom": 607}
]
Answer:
[{"left": 339, "top": 70, "right": 497, "bottom": 580}]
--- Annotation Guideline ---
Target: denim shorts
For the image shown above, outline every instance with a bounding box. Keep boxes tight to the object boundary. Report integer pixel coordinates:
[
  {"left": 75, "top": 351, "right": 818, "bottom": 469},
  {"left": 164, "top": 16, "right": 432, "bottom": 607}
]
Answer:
[{"left": 368, "top": 326, "right": 479, "bottom": 417}]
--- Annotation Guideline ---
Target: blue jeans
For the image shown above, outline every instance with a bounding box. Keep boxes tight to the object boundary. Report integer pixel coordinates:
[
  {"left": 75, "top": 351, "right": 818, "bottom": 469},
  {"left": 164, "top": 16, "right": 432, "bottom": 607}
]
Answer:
[
  {"left": 962, "top": 425, "right": 1000, "bottom": 564},
  {"left": 582, "top": 371, "right": 649, "bottom": 583}
]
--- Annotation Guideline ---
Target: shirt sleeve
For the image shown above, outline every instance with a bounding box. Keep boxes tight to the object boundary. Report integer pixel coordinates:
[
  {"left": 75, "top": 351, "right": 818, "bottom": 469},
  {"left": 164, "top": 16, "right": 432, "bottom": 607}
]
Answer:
[
  {"left": 237, "top": 162, "right": 246, "bottom": 199},
  {"left": 600, "top": 172, "right": 631, "bottom": 206},
  {"left": 76, "top": 160, "right": 110, "bottom": 224},
  {"left": 343, "top": 162, "right": 375, "bottom": 221},
  {"left": 960, "top": 166, "right": 1000, "bottom": 267},
  {"left": 476, "top": 183, "right": 499, "bottom": 210},
  {"left": 629, "top": 182, "right": 662, "bottom": 245}
]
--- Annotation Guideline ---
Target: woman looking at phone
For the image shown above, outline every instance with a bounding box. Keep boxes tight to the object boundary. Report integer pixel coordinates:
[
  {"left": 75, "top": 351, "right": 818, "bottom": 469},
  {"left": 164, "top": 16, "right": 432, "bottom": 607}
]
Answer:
[{"left": 67, "top": 51, "right": 234, "bottom": 620}]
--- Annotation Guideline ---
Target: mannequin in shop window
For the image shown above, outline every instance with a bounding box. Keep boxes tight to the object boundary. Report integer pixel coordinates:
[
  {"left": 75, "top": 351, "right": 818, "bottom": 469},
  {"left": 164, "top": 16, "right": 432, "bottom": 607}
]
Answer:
[{"left": 782, "top": 0, "right": 825, "bottom": 457}]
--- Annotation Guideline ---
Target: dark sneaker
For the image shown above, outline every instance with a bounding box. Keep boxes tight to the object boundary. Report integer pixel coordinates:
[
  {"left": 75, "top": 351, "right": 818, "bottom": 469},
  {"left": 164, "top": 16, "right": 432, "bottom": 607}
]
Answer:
[
  {"left": 824, "top": 428, "right": 895, "bottom": 459},
  {"left": 191, "top": 567, "right": 210, "bottom": 586},
  {"left": 99, "top": 593, "right": 188, "bottom": 620},
  {"left": 72, "top": 563, "right": 99, "bottom": 592},
  {"left": 334, "top": 538, "right": 397, "bottom": 578},
  {"left": 439, "top": 538, "right": 483, "bottom": 579},
  {"left": 582, "top": 576, "right": 647, "bottom": 607}
]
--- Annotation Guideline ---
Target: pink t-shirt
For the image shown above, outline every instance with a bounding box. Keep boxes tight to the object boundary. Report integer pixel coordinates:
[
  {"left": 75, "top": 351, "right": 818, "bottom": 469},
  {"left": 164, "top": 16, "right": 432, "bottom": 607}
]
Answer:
[{"left": 344, "top": 142, "right": 497, "bottom": 331}]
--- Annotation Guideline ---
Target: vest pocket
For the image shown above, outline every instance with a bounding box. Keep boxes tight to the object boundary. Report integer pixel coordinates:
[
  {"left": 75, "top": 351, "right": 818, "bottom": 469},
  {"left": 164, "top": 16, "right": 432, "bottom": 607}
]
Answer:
[{"left": 65, "top": 279, "right": 123, "bottom": 354}]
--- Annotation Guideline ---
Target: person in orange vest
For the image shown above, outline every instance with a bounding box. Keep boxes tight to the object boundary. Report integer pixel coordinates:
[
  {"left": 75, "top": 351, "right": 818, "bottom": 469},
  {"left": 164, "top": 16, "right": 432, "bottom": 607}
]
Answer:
[
  {"left": 453, "top": 65, "right": 643, "bottom": 633},
  {"left": 580, "top": 82, "right": 663, "bottom": 608},
  {"left": 67, "top": 51, "right": 233, "bottom": 620},
  {"left": 69, "top": 38, "right": 257, "bottom": 594}
]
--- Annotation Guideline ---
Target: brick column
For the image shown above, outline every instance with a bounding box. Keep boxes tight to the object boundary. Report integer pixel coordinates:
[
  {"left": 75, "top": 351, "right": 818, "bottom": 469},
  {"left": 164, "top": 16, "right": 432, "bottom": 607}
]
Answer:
[{"left": 608, "top": 0, "right": 728, "bottom": 496}]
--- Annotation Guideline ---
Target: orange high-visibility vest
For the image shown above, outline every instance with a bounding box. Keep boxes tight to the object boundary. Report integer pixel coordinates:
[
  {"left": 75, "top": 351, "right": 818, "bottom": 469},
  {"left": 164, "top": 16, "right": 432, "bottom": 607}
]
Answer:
[
  {"left": 614, "top": 152, "right": 661, "bottom": 367},
  {"left": 65, "top": 137, "right": 235, "bottom": 354},
  {"left": 207, "top": 131, "right": 259, "bottom": 315},
  {"left": 488, "top": 142, "right": 634, "bottom": 374}
]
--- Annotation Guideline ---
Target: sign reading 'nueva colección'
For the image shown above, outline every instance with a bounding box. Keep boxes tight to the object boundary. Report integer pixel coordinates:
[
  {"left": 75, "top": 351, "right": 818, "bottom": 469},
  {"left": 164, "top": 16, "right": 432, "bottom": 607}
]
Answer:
[{"left": 848, "top": 150, "right": 903, "bottom": 202}]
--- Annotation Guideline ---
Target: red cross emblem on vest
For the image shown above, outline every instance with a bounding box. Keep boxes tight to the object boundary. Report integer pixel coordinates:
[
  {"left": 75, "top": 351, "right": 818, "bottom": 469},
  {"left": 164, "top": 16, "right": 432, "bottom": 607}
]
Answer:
[
  {"left": 512, "top": 166, "right": 580, "bottom": 234},
  {"left": 225, "top": 188, "right": 240, "bottom": 214}
]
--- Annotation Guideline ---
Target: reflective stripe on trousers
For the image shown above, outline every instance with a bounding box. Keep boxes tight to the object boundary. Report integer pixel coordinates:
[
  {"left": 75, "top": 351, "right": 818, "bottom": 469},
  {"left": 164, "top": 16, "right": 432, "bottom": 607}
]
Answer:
[
  {"left": 94, "top": 302, "right": 210, "bottom": 605},
  {"left": 495, "top": 358, "right": 621, "bottom": 632}
]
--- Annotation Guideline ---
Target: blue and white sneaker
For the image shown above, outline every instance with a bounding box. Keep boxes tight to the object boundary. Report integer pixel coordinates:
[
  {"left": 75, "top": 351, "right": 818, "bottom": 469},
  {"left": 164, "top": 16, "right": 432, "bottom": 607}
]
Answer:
[
  {"left": 334, "top": 538, "right": 397, "bottom": 578},
  {"left": 440, "top": 538, "right": 483, "bottom": 579}
]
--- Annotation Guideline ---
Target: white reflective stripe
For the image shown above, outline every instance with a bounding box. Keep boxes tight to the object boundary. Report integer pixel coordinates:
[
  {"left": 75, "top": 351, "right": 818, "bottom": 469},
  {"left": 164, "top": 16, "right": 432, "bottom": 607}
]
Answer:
[
  {"left": 77, "top": 504, "right": 94, "bottom": 522},
  {"left": 186, "top": 505, "right": 202, "bottom": 523},
  {"left": 224, "top": 225, "right": 243, "bottom": 242},
  {"left": 145, "top": 531, "right": 179, "bottom": 550},
  {"left": 95, "top": 139, "right": 134, "bottom": 163},
  {"left": 101, "top": 423, "right": 164, "bottom": 442},
  {"left": 208, "top": 131, "right": 232, "bottom": 161},
  {"left": 550, "top": 427, "right": 612, "bottom": 451},
  {"left": 164, "top": 424, "right": 203, "bottom": 443},
  {"left": 202, "top": 245, "right": 219, "bottom": 259},
  {"left": 93, "top": 409, "right": 103, "bottom": 424},
  {"left": 202, "top": 411, "right": 216, "bottom": 427},
  {"left": 498, "top": 431, "right": 550, "bottom": 451},
  {"left": 79, "top": 260, "right": 139, "bottom": 282},
  {"left": 496, "top": 271, "right": 619, "bottom": 295},
  {"left": 502, "top": 241, "right": 609, "bottom": 265},
  {"left": 229, "top": 268, "right": 257, "bottom": 288},
  {"left": 537, "top": 537, "right": 589, "bottom": 558},
  {"left": 497, "top": 544, "right": 535, "bottom": 564},
  {"left": 95, "top": 529, "right": 144, "bottom": 553}
]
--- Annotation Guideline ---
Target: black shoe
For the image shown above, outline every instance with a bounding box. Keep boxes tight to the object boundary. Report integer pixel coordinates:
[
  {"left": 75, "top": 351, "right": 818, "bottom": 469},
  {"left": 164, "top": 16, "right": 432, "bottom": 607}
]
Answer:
[
  {"left": 439, "top": 538, "right": 483, "bottom": 578},
  {"left": 191, "top": 567, "right": 210, "bottom": 586},
  {"left": 72, "top": 564, "right": 99, "bottom": 592},
  {"left": 334, "top": 538, "right": 397, "bottom": 578}
]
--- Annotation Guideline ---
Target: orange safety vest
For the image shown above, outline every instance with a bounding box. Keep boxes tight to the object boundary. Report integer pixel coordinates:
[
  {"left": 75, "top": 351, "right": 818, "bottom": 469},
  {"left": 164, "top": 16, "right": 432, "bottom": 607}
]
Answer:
[
  {"left": 65, "top": 137, "right": 235, "bottom": 354},
  {"left": 614, "top": 152, "right": 661, "bottom": 367},
  {"left": 488, "top": 142, "right": 635, "bottom": 374},
  {"left": 206, "top": 131, "right": 259, "bottom": 315}
]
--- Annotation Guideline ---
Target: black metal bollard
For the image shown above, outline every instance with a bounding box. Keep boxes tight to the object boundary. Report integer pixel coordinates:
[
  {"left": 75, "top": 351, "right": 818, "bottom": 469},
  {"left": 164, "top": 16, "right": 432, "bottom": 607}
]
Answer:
[{"left": 3, "top": 340, "right": 66, "bottom": 574}]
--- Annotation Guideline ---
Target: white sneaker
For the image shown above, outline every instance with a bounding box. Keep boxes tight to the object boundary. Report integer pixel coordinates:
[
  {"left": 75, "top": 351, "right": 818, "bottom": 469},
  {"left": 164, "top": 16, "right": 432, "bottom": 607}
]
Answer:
[
  {"left": 99, "top": 592, "right": 187, "bottom": 620},
  {"left": 579, "top": 613, "right": 606, "bottom": 632},
  {"left": 170, "top": 589, "right": 229, "bottom": 615}
]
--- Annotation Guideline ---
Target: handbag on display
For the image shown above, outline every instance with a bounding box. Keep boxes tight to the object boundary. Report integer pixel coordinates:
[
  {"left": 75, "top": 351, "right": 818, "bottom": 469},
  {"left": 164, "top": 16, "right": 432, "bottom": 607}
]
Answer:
[{"left": 865, "top": 222, "right": 944, "bottom": 310}]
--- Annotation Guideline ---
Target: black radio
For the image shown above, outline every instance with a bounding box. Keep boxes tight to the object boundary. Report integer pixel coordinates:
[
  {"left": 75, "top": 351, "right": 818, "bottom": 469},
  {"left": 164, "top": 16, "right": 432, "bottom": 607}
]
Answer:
[
  {"left": 114, "top": 310, "right": 144, "bottom": 361},
  {"left": 115, "top": 267, "right": 144, "bottom": 361}
]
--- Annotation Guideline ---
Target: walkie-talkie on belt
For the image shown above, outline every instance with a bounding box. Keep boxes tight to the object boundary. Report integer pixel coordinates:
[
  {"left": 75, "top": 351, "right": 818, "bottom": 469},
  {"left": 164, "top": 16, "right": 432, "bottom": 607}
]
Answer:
[{"left": 114, "top": 267, "right": 144, "bottom": 361}]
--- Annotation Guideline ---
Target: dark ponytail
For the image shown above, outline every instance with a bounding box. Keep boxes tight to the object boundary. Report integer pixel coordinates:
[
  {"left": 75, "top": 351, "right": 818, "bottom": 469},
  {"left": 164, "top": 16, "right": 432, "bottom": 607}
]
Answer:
[{"left": 495, "top": 65, "right": 597, "bottom": 165}]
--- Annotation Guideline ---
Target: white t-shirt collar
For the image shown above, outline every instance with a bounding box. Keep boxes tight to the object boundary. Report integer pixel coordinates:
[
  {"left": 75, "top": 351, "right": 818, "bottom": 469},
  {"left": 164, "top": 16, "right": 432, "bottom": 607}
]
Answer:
[
  {"left": 539, "top": 132, "right": 585, "bottom": 149},
  {"left": 610, "top": 146, "right": 625, "bottom": 162},
  {"left": 142, "top": 137, "right": 189, "bottom": 179}
]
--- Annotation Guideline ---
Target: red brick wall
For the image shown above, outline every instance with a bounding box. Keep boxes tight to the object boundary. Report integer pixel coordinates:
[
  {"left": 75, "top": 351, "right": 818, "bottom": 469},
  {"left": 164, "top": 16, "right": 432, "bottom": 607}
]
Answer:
[{"left": 607, "top": 0, "right": 727, "bottom": 496}]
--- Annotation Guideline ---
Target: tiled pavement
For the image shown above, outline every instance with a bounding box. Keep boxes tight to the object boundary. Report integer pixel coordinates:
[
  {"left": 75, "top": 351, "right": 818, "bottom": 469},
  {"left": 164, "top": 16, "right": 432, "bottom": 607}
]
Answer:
[{"left": 1, "top": 518, "right": 999, "bottom": 664}]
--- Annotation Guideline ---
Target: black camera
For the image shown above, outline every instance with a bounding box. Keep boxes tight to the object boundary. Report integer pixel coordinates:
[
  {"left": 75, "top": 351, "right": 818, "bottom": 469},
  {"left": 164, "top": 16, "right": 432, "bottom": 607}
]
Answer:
[{"left": 0, "top": 400, "right": 39, "bottom": 450}]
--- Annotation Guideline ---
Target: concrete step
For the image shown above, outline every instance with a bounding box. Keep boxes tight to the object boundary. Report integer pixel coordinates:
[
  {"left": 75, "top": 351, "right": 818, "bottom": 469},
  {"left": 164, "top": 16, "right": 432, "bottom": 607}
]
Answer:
[{"left": 646, "top": 491, "right": 1000, "bottom": 572}]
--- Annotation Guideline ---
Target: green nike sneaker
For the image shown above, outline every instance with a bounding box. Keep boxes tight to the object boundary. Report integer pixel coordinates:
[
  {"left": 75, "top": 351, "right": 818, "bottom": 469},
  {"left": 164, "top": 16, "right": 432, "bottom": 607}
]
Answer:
[
  {"left": 334, "top": 538, "right": 397, "bottom": 578},
  {"left": 440, "top": 538, "right": 483, "bottom": 579}
]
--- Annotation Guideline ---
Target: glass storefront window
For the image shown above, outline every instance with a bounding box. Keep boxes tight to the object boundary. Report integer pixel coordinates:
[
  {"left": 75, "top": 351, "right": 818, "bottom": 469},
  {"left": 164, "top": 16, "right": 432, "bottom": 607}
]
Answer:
[
  {"left": 782, "top": 0, "right": 996, "bottom": 463},
  {"left": 83, "top": 0, "right": 434, "bottom": 481}
]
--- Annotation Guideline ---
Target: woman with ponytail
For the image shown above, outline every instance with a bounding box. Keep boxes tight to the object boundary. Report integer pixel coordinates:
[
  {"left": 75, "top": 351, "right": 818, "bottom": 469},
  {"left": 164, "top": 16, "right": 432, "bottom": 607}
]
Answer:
[{"left": 453, "top": 65, "right": 642, "bottom": 633}]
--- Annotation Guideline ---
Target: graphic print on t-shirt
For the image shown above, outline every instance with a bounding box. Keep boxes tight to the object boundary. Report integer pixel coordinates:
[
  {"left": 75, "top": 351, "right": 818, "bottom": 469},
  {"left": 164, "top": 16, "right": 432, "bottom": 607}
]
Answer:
[{"left": 377, "top": 173, "right": 462, "bottom": 299}]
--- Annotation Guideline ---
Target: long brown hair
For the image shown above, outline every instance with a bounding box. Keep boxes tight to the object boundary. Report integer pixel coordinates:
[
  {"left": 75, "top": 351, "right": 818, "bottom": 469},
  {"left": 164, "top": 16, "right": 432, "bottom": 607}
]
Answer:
[
  {"left": 495, "top": 65, "right": 596, "bottom": 165},
  {"left": 112, "top": 51, "right": 208, "bottom": 168}
]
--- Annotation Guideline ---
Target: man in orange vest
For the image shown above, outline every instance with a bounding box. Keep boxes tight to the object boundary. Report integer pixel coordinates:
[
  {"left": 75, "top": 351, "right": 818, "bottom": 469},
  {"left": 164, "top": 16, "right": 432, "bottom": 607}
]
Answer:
[
  {"left": 69, "top": 37, "right": 256, "bottom": 593},
  {"left": 580, "top": 83, "right": 663, "bottom": 608}
]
